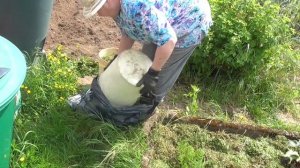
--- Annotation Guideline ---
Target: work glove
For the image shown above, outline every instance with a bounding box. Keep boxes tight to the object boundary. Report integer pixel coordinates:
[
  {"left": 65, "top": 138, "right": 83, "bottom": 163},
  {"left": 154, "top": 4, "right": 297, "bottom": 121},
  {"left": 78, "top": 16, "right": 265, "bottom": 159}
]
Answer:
[{"left": 136, "top": 67, "right": 160, "bottom": 105}]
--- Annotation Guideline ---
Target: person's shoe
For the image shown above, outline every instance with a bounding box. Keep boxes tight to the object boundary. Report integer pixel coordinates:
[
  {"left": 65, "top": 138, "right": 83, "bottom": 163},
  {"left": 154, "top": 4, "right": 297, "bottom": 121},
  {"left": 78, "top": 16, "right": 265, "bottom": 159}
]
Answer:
[{"left": 67, "top": 94, "right": 82, "bottom": 111}]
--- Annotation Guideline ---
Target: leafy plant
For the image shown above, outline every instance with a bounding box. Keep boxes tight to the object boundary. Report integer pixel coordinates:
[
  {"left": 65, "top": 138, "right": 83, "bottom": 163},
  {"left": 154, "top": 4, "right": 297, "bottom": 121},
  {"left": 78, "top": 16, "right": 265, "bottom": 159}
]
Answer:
[
  {"left": 273, "top": 0, "right": 300, "bottom": 33},
  {"left": 282, "top": 140, "right": 300, "bottom": 167},
  {"left": 185, "top": 0, "right": 293, "bottom": 77},
  {"left": 76, "top": 57, "right": 99, "bottom": 77},
  {"left": 177, "top": 141, "right": 206, "bottom": 168},
  {"left": 184, "top": 85, "right": 200, "bottom": 115}
]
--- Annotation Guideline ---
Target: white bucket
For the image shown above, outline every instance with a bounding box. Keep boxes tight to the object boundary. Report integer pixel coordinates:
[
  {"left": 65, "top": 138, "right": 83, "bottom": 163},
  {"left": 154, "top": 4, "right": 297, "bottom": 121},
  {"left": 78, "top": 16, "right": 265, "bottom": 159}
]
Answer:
[{"left": 98, "top": 49, "right": 152, "bottom": 107}]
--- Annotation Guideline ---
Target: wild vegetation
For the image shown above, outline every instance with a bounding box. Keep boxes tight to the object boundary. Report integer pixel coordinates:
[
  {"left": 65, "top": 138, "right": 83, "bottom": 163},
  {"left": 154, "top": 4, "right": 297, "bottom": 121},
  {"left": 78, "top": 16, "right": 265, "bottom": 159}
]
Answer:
[{"left": 11, "top": 0, "right": 300, "bottom": 167}]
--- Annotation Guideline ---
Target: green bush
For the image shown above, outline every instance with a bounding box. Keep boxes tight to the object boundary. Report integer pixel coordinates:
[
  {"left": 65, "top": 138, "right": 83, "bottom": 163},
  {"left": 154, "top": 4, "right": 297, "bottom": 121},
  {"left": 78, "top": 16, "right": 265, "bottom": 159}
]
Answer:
[
  {"left": 243, "top": 43, "right": 300, "bottom": 117},
  {"left": 273, "top": 0, "right": 300, "bottom": 33},
  {"left": 185, "top": 0, "right": 292, "bottom": 77}
]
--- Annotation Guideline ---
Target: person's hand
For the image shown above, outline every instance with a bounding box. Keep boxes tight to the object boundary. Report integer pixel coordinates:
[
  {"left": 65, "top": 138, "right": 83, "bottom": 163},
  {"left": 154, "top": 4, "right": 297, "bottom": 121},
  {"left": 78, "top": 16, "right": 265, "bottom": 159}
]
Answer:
[{"left": 136, "top": 67, "right": 160, "bottom": 104}]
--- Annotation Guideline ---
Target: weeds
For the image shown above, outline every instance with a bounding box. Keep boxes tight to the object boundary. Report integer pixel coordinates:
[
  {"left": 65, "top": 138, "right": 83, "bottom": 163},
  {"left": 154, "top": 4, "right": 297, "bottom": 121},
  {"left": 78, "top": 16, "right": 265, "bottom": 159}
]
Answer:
[
  {"left": 184, "top": 85, "right": 200, "bottom": 116},
  {"left": 10, "top": 7, "right": 300, "bottom": 165},
  {"left": 7, "top": 2, "right": 300, "bottom": 165},
  {"left": 10, "top": 46, "right": 146, "bottom": 168},
  {"left": 10, "top": 42, "right": 300, "bottom": 167},
  {"left": 177, "top": 141, "right": 206, "bottom": 168}
]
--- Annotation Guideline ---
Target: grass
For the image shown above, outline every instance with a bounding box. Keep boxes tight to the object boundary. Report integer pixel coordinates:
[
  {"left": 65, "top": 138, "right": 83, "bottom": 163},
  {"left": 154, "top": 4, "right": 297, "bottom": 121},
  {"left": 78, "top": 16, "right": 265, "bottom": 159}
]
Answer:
[
  {"left": 179, "top": 42, "right": 300, "bottom": 132},
  {"left": 10, "top": 42, "right": 299, "bottom": 167},
  {"left": 11, "top": 47, "right": 147, "bottom": 168},
  {"left": 9, "top": 1, "right": 300, "bottom": 166},
  {"left": 12, "top": 110, "right": 147, "bottom": 168},
  {"left": 149, "top": 123, "right": 290, "bottom": 167}
]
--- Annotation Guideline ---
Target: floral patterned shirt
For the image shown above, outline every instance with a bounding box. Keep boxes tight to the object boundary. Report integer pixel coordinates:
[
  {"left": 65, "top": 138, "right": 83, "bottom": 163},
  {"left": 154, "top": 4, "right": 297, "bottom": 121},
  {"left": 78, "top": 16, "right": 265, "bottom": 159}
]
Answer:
[{"left": 114, "top": 0, "right": 212, "bottom": 48}]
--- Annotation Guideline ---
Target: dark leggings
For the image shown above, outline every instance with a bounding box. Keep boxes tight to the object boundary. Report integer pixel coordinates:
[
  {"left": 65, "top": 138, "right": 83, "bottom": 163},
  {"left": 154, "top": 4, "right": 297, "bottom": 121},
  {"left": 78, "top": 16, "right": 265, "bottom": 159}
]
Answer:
[{"left": 142, "top": 44, "right": 197, "bottom": 103}]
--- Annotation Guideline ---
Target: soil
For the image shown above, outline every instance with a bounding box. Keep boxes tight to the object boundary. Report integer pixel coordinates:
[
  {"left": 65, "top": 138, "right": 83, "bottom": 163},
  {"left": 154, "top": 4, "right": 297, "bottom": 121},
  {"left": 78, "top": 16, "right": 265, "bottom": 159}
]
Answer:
[{"left": 44, "top": 0, "right": 121, "bottom": 58}]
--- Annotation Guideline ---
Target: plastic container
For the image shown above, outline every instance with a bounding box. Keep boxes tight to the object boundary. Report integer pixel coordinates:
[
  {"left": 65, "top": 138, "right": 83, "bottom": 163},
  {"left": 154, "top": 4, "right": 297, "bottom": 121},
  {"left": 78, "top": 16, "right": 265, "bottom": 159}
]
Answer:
[
  {"left": 98, "top": 49, "right": 152, "bottom": 107},
  {"left": 0, "top": 36, "right": 27, "bottom": 168},
  {"left": 0, "top": 0, "right": 54, "bottom": 63}
]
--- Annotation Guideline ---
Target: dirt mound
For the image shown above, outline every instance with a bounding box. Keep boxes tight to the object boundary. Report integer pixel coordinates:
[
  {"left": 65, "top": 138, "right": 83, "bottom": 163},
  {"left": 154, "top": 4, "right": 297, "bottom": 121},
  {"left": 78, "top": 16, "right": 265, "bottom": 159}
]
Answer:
[{"left": 44, "top": 0, "right": 121, "bottom": 58}]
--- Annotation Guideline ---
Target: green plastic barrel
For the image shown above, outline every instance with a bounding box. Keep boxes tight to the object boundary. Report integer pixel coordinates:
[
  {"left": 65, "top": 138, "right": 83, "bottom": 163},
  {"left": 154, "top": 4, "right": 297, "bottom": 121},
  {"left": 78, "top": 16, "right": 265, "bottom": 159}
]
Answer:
[
  {"left": 0, "top": 36, "right": 27, "bottom": 168},
  {"left": 0, "top": 0, "right": 54, "bottom": 62}
]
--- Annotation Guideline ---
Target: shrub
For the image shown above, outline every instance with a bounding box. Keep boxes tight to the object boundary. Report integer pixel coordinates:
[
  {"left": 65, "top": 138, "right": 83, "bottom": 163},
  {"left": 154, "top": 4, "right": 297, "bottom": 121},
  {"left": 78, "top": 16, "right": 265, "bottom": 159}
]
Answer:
[
  {"left": 243, "top": 43, "right": 300, "bottom": 117},
  {"left": 185, "top": 0, "right": 293, "bottom": 78},
  {"left": 273, "top": 0, "right": 300, "bottom": 33}
]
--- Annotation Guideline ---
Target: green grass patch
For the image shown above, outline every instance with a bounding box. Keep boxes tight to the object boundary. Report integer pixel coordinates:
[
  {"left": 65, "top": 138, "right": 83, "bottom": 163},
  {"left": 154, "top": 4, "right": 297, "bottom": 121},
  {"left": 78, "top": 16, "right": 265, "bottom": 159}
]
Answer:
[
  {"left": 11, "top": 46, "right": 147, "bottom": 168},
  {"left": 180, "top": 43, "right": 300, "bottom": 131},
  {"left": 11, "top": 44, "right": 300, "bottom": 167}
]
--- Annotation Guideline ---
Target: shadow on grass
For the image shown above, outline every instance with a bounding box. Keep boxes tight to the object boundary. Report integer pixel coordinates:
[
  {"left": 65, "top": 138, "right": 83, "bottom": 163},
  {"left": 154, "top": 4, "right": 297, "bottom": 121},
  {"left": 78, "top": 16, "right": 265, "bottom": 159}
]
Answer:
[{"left": 11, "top": 104, "right": 146, "bottom": 168}]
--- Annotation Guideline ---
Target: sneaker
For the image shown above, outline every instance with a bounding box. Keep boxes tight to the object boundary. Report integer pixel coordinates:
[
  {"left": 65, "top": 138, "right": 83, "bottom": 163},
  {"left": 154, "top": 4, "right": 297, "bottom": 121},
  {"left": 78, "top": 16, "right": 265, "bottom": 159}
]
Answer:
[{"left": 67, "top": 94, "right": 82, "bottom": 111}]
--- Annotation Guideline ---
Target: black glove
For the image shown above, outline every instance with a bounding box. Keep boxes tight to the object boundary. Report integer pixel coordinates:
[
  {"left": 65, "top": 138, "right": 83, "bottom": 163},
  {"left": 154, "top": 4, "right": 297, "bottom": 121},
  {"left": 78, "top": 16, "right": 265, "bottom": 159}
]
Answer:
[{"left": 136, "top": 67, "right": 160, "bottom": 105}]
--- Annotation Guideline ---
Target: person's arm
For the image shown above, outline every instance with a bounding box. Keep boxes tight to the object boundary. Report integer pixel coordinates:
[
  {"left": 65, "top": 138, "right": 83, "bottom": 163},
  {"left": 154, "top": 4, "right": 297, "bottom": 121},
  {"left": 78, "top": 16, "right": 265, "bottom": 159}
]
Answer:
[
  {"left": 118, "top": 34, "right": 134, "bottom": 54},
  {"left": 137, "top": 5, "right": 177, "bottom": 71},
  {"left": 151, "top": 37, "right": 177, "bottom": 71},
  {"left": 135, "top": 4, "right": 178, "bottom": 105}
]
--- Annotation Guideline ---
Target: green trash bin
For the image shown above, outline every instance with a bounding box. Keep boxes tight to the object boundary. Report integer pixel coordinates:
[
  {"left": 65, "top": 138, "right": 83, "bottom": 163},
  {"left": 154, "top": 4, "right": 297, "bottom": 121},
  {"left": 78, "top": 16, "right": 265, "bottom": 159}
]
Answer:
[
  {"left": 0, "top": 36, "right": 27, "bottom": 168},
  {"left": 0, "top": 0, "right": 54, "bottom": 63}
]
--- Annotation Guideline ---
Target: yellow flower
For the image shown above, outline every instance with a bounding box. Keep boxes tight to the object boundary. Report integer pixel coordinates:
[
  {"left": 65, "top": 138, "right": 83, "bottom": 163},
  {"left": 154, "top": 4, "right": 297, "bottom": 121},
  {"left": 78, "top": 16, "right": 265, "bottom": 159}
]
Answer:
[
  {"left": 19, "top": 156, "right": 25, "bottom": 162},
  {"left": 27, "top": 90, "right": 31, "bottom": 94}
]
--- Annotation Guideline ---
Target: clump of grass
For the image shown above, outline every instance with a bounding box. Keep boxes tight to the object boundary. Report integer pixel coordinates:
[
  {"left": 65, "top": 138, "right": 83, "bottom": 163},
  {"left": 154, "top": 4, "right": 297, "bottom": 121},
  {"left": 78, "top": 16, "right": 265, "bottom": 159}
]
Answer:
[{"left": 11, "top": 46, "right": 147, "bottom": 168}]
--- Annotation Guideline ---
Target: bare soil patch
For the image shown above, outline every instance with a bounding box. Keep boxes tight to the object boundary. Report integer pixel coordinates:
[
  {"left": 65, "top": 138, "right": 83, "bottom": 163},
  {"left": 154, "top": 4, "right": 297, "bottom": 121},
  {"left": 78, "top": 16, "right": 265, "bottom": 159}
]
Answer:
[{"left": 44, "top": 0, "right": 121, "bottom": 58}]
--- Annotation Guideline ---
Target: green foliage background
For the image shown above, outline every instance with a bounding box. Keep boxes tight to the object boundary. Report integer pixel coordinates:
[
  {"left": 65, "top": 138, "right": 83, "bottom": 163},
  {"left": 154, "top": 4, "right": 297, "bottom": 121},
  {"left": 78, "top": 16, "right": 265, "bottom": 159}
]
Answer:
[{"left": 185, "top": 0, "right": 293, "bottom": 77}]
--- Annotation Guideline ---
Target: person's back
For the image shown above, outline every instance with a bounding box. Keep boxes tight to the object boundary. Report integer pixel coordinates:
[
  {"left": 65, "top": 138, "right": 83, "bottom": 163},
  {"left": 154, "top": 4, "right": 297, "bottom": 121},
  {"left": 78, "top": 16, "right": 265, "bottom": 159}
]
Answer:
[{"left": 116, "top": 0, "right": 212, "bottom": 48}]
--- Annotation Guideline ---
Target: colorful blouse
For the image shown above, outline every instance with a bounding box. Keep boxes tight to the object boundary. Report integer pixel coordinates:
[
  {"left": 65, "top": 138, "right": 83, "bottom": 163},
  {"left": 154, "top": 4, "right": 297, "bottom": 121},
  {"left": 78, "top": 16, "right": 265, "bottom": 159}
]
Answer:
[{"left": 114, "top": 0, "right": 212, "bottom": 48}]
